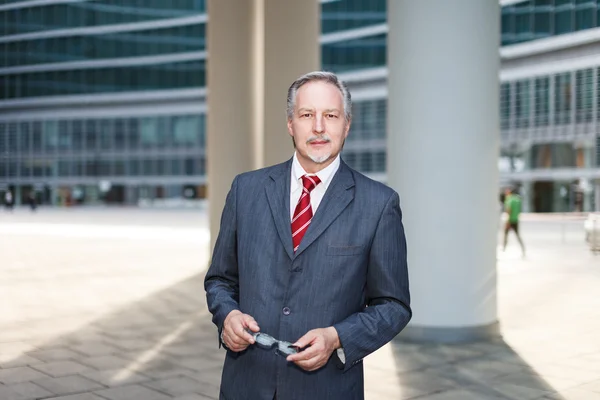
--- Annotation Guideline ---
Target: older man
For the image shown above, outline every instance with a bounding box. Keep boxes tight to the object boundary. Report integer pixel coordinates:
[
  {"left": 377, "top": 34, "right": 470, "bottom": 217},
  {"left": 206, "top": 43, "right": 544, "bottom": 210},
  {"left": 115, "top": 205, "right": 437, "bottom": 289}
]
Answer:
[{"left": 205, "top": 71, "right": 411, "bottom": 400}]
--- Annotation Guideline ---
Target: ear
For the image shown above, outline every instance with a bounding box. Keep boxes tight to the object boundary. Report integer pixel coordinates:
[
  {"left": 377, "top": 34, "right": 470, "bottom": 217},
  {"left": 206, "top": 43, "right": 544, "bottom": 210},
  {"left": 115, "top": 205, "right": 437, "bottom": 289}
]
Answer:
[
  {"left": 287, "top": 118, "right": 294, "bottom": 138},
  {"left": 343, "top": 119, "right": 351, "bottom": 139}
]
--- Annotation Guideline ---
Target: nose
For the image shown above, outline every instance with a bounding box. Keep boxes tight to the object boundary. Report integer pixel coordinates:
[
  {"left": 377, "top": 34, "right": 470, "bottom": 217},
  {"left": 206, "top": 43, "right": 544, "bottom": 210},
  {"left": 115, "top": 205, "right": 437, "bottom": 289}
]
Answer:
[{"left": 313, "top": 114, "right": 324, "bottom": 134}]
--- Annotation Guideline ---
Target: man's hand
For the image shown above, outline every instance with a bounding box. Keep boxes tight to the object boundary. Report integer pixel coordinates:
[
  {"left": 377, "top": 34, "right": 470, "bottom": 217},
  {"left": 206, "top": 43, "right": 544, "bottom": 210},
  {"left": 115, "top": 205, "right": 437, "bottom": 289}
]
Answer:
[
  {"left": 221, "top": 310, "right": 260, "bottom": 352},
  {"left": 286, "top": 327, "right": 340, "bottom": 371}
]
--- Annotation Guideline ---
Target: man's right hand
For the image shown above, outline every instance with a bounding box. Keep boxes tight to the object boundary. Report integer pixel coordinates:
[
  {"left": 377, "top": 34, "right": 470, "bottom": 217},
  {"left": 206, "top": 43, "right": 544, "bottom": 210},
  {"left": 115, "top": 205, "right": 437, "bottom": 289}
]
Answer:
[{"left": 221, "top": 310, "right": 260, "bottom": 352}]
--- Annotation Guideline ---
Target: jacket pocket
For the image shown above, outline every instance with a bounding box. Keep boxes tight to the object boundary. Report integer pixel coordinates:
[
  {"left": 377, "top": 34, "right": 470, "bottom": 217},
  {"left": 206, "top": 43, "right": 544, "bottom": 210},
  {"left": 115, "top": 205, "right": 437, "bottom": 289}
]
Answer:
[{"left": 327, "top": 245, "right": 364, "bottom": 256}]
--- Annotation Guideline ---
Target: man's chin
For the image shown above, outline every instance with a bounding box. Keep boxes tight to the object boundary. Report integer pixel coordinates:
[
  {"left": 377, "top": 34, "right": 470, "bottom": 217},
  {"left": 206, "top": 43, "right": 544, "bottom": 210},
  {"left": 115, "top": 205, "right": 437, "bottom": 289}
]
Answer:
[{"left": 308, "top": 153, "right": 332, "bottom": 164}]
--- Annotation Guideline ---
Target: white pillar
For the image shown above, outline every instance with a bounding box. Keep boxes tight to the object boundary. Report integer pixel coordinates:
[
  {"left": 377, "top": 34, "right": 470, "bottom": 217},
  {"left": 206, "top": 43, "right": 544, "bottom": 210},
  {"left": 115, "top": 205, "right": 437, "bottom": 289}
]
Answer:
[
  {"left": 388, "top": 0, "right": 500, "bottom": 342},
  {"left": 595, "top": 181, "right": 600, "bottom": 212},
  {"left": 207, "top": 0, "right": 319, "bottom": 251}
]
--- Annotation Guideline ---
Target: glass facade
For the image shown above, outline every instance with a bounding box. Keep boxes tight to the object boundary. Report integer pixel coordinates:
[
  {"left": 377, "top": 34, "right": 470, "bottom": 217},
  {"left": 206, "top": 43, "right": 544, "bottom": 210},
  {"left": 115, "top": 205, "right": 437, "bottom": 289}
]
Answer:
[
  {"left": 0, "top": 114, "right": 205, "bottom": 177},
  {"left": 1, "top": 60, "right": 206, "bottom": 99},
  {"left": 321, "top": 0, "right": 386, "bottom": 34},
  {"left": 1, "top": 24, "right": 206, "bottom": 67},
  {"left": 0, "top": 1, "right": 207, "bottom": 100},
  {"left": 322, "top": 33, "right": 386, "bottom": 73},
  {"left": 1, "top": 0, "right": 598, "bottom": 210},
  {"left": 2, "top": 1, "right": 206, "bottom": 35},
  {"left": 0, "top": 0, "right": 207, "bottom": 205},
  {"left": 502, "top": 0, "right": 600, "bottom": 46},
  {"left": 500, "top": 68, "right": 600, "bottom": 130}
]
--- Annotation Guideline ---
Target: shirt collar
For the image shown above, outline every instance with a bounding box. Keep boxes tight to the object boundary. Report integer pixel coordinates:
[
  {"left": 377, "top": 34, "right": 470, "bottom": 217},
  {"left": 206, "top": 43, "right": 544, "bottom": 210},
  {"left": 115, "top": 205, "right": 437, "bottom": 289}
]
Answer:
[{"left": 292, "top": 152, "right": 340, "bottom": 190}]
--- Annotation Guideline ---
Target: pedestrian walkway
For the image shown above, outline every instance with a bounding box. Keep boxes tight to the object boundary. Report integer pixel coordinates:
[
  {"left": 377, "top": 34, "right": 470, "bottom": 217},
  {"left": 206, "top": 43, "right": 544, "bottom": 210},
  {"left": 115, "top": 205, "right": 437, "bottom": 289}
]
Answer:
[{"left": 0, "top": 209, "right": 598, "bottom": 399}]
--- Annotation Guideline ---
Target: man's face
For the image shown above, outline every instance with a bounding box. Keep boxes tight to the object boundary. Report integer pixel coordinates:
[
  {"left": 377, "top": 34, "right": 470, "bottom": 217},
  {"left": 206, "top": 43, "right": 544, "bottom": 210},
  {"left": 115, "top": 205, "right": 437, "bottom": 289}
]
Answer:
[{"left": 287, "top": 80, "right": 350, "bottom": 173}]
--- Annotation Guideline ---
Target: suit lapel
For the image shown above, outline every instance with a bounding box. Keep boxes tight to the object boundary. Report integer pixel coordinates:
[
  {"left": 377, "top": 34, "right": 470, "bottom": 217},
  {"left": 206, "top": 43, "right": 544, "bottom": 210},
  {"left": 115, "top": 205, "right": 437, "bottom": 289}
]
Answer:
[
  {"left": 294, "top": 161, "right": 355, "bottom": 258},
  {"left": 265, "top": 159, "right": 294, "bottom": 260}
]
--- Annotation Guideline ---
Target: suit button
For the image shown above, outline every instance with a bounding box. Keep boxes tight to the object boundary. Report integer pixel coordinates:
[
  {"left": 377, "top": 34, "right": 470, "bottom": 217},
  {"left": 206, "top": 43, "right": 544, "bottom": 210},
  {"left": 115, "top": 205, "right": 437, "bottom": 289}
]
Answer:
[{"left": 282, "top": 307, "right": 291, "bottom": 315}]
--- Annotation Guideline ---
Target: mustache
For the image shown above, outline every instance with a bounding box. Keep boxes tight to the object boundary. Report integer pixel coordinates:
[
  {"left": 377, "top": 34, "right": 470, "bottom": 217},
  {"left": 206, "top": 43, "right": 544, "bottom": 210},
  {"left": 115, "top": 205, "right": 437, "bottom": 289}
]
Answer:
[{"left": 306, "top": 135, "right": 331, "bottom": 144}]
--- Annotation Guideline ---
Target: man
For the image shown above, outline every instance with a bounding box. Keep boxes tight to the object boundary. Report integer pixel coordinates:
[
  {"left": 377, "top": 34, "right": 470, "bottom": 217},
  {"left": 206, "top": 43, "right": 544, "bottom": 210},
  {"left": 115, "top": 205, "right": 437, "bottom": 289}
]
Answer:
[
  {"left": 503, "top": 187, "right": 525, "bottom": 256},
  {"left": 4, "top": 190, "right": 14, "bottom": 211},
  {"left": 204, "top": 71, "right": 411, "bottom": 400}
]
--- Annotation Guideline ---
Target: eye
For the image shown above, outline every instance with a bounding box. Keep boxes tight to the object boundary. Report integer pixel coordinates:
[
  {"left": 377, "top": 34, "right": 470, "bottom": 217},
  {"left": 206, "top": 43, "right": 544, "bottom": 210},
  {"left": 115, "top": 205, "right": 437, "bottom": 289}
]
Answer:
[
  {"left": 300, "top": 113, "right": 312, "bottom": 118},
  {"left": 326, "top": 114, "right": 338, "bottom": 119}
]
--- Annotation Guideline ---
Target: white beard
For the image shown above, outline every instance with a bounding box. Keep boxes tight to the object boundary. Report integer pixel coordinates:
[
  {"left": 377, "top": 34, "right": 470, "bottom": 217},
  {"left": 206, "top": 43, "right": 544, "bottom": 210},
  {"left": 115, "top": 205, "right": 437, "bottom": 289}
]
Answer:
[{"left": 308, "top": 152, "right": 332, "bottom": 163}]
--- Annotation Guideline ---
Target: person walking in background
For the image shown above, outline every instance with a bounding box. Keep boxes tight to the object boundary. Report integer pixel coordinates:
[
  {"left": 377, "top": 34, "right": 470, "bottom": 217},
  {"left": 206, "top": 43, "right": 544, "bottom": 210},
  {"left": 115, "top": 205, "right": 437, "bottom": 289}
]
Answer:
[
  {"left": 503, "top": 187, "right": 525, "bottom": 257},
  {"left": 27, "top": 191, "right": 37, "bottom": 212},
  {"left": 204, "top": 71, "right": 411, "bottom": 400},
  {"left": 4, "top": 190, "right": 14, "bottom": 211}
]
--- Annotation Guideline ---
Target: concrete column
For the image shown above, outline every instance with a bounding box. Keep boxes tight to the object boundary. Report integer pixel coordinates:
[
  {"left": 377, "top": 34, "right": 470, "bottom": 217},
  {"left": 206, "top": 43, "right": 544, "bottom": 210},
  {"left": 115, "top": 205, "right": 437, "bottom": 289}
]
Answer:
[
  {"left": 388, "top": 0, "right": 500, "bottom": 342},
  {"left": 207, "top": 0, "right": 319, "bottom": 251},
  {"left": 595, "top": 181, "right": 600, "bottom": 212}
]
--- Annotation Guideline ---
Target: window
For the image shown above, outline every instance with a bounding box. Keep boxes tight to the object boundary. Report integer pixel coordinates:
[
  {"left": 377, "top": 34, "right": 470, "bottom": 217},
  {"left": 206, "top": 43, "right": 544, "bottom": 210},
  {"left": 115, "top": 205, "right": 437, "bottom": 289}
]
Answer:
[
  {"left": 515, "top": 80, "right": 531, "bottom": 128},
  {"left": 554, "top": 73, "right": 572, "bottom": 125},
  {"left": 534, "top": 77, "right": 550, "bottom": 126},
  {"left": 576, "top": 69, "right": 593, "bottom": 122},
  {"left": 500, "top": 83, "right": 511, "bottom": 129},
  {"left": 554, "top": 9, "right": 574, "bottom": 34}
]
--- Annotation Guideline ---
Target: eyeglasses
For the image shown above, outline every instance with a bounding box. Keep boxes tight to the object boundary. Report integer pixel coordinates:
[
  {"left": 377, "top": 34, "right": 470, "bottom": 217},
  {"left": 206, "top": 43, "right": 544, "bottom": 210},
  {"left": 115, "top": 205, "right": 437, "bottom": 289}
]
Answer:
[{"left": 247, "top": 330, "right": 299, "bottom": 357}]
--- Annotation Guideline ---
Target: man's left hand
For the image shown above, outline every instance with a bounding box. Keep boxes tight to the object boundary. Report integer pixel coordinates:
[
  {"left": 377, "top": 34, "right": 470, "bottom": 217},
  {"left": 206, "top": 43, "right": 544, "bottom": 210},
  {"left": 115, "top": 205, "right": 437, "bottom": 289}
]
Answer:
[{"left": 286, "top": 327, "right": 340, "bottom": 371}]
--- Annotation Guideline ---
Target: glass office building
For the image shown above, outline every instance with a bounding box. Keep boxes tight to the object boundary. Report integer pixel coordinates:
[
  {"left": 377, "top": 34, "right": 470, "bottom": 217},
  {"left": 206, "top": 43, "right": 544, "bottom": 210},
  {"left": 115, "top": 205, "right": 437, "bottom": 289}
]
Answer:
[
  {"left": 328, "top": 0, "right": 600, "bottom": 212},
  {"left": 500, "top": 0, "right": 600, "bottom": 212},
  {"left": 2, "top": 0, "right": 599, "bottom": 211},
  {"left": 0, "top": 0, "right": 207, "bottom": 206}
]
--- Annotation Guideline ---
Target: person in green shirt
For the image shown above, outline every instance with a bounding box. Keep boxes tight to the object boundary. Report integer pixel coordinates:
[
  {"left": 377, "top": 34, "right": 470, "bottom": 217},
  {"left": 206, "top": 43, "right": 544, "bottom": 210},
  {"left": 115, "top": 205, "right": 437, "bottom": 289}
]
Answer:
[{"left": 503, "top": 187, "right": 525, "bottom": 256}]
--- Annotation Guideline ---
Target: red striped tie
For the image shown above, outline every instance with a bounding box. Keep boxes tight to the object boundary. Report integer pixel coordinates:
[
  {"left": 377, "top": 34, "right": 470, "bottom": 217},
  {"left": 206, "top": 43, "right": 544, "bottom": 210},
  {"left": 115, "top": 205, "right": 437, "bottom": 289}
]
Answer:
[{"left": 291, "top": 175, "right": 321, "bottom": 252}]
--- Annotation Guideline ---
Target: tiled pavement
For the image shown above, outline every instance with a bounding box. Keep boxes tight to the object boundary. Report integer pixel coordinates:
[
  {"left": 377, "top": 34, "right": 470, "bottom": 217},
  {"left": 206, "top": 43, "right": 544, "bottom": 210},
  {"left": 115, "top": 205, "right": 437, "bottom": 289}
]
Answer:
[{"left": 1, "top": 208, "right": 599, "bottom": 399}]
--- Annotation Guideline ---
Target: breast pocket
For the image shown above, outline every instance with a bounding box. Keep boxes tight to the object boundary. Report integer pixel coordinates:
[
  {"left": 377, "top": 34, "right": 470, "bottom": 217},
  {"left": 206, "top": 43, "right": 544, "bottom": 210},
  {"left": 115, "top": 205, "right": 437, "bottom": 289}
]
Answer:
[{"left": 327, "top": 245, "right": 365, "bottom": 256}]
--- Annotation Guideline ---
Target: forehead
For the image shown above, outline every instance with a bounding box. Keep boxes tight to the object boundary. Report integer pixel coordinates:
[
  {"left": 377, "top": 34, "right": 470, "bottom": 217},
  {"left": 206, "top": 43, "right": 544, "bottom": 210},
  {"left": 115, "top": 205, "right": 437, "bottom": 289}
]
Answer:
[{"left": 295, "top": 80, "right": 343, "bottom": 108}]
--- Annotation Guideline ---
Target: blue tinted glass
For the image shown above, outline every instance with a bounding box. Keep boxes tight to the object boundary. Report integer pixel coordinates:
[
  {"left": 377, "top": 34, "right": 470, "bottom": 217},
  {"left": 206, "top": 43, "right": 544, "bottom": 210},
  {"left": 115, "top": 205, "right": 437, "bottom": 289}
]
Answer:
[
  {"left": 321, "top": 0, "right": 386, "bottom": 34},
  {"left": 322, "top": 33, "right": 386, "bottom": 72}
]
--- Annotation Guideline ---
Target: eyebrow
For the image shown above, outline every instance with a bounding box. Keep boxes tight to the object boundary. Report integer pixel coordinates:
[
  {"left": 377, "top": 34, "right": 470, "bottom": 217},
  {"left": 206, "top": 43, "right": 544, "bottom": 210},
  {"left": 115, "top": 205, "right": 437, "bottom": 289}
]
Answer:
[{"left": 296, "top": 108, "right": 340, "bottom": 113}]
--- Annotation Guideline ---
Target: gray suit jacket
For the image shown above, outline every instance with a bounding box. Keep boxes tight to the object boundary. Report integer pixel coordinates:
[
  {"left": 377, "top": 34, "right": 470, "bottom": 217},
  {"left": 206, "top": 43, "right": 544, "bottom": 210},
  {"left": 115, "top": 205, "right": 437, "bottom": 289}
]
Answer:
[{"left": 204, "top": 159, "right": 411, "bottom": 400}]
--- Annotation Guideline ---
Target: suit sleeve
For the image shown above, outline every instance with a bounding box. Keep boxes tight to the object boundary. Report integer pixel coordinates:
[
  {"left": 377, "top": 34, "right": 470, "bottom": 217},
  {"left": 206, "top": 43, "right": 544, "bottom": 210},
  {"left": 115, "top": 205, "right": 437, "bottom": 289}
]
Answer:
[
  {"left": 333, "top": 191, "right": 412, "bottom": 371},
  {"left": 204, "top": 176, "right": 241, "bottom": 346}
]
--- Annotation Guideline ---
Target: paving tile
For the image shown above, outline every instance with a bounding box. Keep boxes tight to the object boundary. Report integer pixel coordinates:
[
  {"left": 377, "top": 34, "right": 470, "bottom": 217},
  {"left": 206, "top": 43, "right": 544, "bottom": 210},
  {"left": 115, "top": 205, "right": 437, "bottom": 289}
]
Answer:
[
  {"left": 0, "top": 366, "right": 50, "bottom": 384},
  {"left": 49, "top": 394, "right": 107, "bottom": 400},
  {"left": 5, "top": 382, "right": 54, "bottom": 398},
  {"left": 34, "top": 375, "right": 106, "bottom": 395},
  {"left": 80, "top": 368, "right": 151, "bottom": 387},
  {"left": 544, "top": 387, "right": 600, "bottom": 399},
  {"left": 0, "top": 386, "right": 31, "bottom": 400},
  {"left": 0, "top": 354, "right": 43, "bottom": 368},
  {"left": 70, "top": 342, "right": 120, "bottom": 357},
  {"left": 143, "top": 376, "right": 205, "bottom": 396},
  {"left": 27, "top": 348, "right": 84, "bottom": 362},
  {"left": 94, "top": 384, "right": 172, "bottom": 400},
  {"left": 32, "top": 360, "right": 91, "bottom": 377},
  {"left": 173, "top": 395, "right": 215, "bottom": 400},
  {"left": 415, "top": 388, "right": 505, "bottom": 400},
  {"left": 0, "top": 342, "right": 38, "bottom": 355},
  {"left": 77, "top": 355, "right": 132, "bottom": 371}
]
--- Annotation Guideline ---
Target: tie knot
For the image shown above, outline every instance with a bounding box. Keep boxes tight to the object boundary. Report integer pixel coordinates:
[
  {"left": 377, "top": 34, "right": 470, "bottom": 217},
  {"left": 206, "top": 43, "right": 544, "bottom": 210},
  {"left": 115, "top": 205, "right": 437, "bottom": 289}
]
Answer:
[{"left": 301, "top": 175, "right": 321, "bottom": 192}]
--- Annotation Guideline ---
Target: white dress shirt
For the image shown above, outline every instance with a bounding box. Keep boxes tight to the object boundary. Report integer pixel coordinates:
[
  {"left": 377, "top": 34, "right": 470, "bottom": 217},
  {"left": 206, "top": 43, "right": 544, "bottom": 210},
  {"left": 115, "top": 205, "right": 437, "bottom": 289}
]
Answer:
[
  {"left": 289, "top": 152, "right": 346, "bottom": 364},
  {"left": 290, "top": 153, "right": 340, "bottom": 220}
]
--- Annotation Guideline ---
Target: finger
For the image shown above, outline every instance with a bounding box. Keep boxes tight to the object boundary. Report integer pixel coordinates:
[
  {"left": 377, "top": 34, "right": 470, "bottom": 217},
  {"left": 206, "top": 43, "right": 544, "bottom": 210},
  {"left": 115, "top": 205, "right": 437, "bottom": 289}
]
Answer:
[
  {"left": 236, "top": 325, "right": 256, "bottom": 344},
  {"left": 295, "top": 355, "right": 325, "bottom": 371},
  {"left": 292, "top": 331, "right": 317, "bottom": 350},
  {"left": 245, "top": 320, "right": 260, "bottom": 333},
  {"left": 229, "top": 320, "right": 255, "bottom": 344},
  {"left": 241, "top": 315, "right": 260, "bottom": 331},
  {"left": 286, "top": 343, "right": 322, "bottom": 362},
  {"left": 231, "top": 331, "right": 254, "bottom": 346}
]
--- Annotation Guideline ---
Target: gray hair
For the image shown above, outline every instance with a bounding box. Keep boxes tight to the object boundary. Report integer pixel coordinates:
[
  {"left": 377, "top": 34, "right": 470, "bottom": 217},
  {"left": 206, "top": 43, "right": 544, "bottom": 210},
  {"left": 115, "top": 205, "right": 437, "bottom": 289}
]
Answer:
[{"left": 286, "top": 71, "right": 352, "bottom": 122}]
